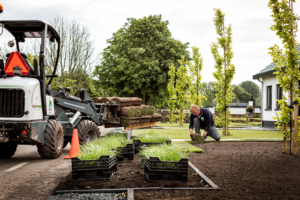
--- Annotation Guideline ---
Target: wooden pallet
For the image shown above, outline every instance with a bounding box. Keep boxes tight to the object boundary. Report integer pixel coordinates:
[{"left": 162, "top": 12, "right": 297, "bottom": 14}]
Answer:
[{"left": 124, "top": 122, "right": 157, "bottom": 130}]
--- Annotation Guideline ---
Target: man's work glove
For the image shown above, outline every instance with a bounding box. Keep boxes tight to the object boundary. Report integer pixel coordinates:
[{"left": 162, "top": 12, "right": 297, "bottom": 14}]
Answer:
[{"left": 190, "top": 134, "right": 194, "bottom": 141}]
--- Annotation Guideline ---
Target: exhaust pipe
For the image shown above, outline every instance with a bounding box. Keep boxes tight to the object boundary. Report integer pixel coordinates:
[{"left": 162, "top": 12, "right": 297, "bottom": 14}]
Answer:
[{"left": 69, "top": 111, "right": 81, "bottom": 126}]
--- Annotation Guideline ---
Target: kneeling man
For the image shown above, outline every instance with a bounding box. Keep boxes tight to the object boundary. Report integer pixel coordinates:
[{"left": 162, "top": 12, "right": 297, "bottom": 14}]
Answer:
[{"left": 189, "top": 105, "right": 220, "bottom": 141}]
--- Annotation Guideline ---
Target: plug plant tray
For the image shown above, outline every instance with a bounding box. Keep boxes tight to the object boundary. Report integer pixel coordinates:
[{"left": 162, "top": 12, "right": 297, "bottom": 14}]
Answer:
[
  {"left": 71, "top": 155, "right": 117, "bottom": 181},
  {"left": 133, "top": 139, "right": 171, "bottom": 154},
  {"left": 116, "top": 143, "right": 135, "bottom": 161},
  {"left": 144, "top": 156, "right": 189, "bottom": 182}
]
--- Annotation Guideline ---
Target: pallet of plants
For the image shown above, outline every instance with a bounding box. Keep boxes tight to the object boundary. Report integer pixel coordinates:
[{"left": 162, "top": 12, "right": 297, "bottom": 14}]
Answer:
[
  {"left": 71, "top": 133, "right": 133, "bottom": 181},
  {"left": 132, "top": 131, "right": 171, "bottom": 154},
  {"left": 140, "top": 144, "right": 189, "bottom": 182}
]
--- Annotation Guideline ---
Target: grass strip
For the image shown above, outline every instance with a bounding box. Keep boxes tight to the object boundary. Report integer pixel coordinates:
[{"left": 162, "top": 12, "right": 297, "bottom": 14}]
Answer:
[
  {"left": 133, "top": 129, "right": 282, "bottom": 140},
  {"left": 172, "top": 141, "right": 203, "bottom": 153},
  {"left": 136, "top": 130, "right": 170, "bottom": 143}
]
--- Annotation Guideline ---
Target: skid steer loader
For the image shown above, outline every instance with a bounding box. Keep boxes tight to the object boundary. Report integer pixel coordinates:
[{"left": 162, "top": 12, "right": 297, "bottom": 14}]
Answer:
[{"left": 0, "top": 20, "right": 119, "bottom": 159}]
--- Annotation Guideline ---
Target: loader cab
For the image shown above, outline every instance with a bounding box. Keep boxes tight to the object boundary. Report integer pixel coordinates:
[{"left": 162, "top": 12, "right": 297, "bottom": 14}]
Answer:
[{"left": 0, "top": 20, "right": 61, "bottom": 117}]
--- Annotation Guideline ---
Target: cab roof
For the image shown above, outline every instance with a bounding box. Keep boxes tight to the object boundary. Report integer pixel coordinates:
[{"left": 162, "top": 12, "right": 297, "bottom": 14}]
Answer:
[{"left": 0, "top": 20, "right": 60, "bottom": 41}]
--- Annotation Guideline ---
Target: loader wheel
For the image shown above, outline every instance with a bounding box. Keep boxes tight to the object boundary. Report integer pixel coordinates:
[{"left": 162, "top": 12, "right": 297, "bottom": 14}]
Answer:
[
  {"left": 76, "top": 120, "right": 100, "bottom": 145},
  {"left": 37, "top": 119, "right": 64, "bottom": 159},
  {"left": 0, "top": 142, "right": 18, "bottom": 159}
]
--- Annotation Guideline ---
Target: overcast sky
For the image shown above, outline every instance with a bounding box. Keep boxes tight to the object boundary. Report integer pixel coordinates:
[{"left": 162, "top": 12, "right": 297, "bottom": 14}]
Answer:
[{"left": 1, "top": 0, "right": 300, "bottom": 87}]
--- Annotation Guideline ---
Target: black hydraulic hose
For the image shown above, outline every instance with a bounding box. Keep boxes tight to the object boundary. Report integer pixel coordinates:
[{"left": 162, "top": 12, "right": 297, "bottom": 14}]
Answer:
[{"left": 47, "top": 38, "right": 60, "bottom": 88}]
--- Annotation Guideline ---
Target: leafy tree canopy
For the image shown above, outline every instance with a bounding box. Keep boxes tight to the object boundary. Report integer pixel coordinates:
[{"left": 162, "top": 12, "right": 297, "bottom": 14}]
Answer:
[
  {"left": 232, "top": 84, "right": 251, "bottom": 102},
  {"left": 93, "top": 15, "right": 190, "bottom": 105},
  {"left": 239, "top": 80, "right": 261, "bottom": 99}
]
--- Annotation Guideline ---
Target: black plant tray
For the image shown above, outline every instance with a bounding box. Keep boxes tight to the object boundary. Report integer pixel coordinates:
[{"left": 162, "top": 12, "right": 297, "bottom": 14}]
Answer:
[
  {"left": 71, "top": 155, "right": 117, "bottom": 181},
  {"left": 140, "top": 155, "right": 147, "bottom": 169},
  {"left": 133, "top": 139, "right": 171, "bottom": 154},
  {"left": 116, "top": 143, "right": 135, "bottom": 161},
  {"left": 144, "top": 156, "right": 188, "bottom": 182}
]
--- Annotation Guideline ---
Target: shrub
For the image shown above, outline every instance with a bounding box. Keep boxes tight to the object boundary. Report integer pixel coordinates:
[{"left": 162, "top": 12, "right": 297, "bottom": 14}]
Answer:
[{"left": 246, "top": 106, "right": 254, "bottom": 113}]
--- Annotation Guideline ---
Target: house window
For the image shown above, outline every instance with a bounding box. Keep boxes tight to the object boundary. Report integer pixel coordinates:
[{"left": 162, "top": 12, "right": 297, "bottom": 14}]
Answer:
[
  {"left": 266, "top": 86, "right": 272, "bottom": 110},
  {"left": 276, "top": 84, "right": 283, "bottom": 109}
]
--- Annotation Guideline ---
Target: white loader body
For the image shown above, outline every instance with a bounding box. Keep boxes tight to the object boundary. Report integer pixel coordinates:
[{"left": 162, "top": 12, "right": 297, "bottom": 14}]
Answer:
[{"left": 0, "top": 76, "right": 43, "bottom": 120}]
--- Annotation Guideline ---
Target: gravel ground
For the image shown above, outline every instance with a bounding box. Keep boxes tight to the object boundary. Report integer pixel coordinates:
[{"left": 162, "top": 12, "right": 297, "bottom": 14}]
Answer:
[{"left": 46, "top": 192, "right": 126, "bottom": 200}]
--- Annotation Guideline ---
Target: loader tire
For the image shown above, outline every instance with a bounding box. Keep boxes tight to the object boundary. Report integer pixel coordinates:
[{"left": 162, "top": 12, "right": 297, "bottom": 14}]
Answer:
[
  {"left": 38, "top": 119, "right": 64, "bottom": 159},
  {"left": 76, "top": 120, "right": 100, "bottom": 145},
  {"left": 0, "top": 142, "right": 18, "bottom": 159}
]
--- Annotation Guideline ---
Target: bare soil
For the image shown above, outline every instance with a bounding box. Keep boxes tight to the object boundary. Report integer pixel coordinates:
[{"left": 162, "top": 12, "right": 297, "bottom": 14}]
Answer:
[{"left": 53, "top": 142, "right": 300, "bottom": 200}]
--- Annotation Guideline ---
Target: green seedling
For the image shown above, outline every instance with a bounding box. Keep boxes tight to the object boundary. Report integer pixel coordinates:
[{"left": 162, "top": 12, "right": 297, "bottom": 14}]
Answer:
[
  {"left": 137, "top": 130, "right": 170, "bottom": 143},
  {"left": 139, "top": 143, "right": 189, "bottom": 162},
  {"left": 79, "top": 132, "right": 132, "bottom": 160}
]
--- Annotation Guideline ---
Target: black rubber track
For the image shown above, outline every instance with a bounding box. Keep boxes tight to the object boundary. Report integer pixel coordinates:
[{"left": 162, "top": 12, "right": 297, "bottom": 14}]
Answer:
[
  {"left": 37, "top": 119, "right": 64, "bottom": 159},
  {"left": 76, "top": 120, "right": 100, "bottom": 145},
  {"left": 0, "top": 142, "right": 18, "bottom": 159}
]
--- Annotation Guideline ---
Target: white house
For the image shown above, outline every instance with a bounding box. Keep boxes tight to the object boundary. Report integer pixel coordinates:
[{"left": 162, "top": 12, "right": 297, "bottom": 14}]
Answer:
[
  {"left": 253, "top": 46, "right": 300, "bottom": 127},
  {"left": 205, "top": 102, "right": 261, "bottom": 115}
]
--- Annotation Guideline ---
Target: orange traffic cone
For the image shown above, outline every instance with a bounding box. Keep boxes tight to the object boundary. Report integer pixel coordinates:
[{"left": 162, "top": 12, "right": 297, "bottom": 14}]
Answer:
[{"left": 64, "top": 129, "right": 80, "bottom": 159}]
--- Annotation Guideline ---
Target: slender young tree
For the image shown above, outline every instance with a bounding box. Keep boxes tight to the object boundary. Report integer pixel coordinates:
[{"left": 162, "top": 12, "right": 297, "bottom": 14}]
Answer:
[
  {"left": 188, "top": 46, "right": 204, "bottom": 106},
  {"left": 268, "top": 0, "right": 300, "bottom": 155},
  {"left": 167, "top": 63, "right": 176, "bottom": 123},
  {"left": 211, "top": 8, "right": 236, "bottom": 136},
  {"left": 176, "top": 56, "right": 189, "bottom": 126}
]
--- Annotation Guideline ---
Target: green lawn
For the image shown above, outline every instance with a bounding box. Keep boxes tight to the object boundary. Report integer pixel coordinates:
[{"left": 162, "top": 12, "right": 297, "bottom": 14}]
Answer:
[
  {"left": 133, "top": 129, "right": 282, "bottom": 140},
  {"left": 156, "top": 122, "right": 251, "bottom": 128}
]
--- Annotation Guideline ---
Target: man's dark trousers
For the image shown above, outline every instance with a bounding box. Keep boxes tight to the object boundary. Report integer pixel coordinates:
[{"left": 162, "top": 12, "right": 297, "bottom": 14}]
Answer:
[{"left": 193, "top": 118, "right": 220, "bottom": 141}]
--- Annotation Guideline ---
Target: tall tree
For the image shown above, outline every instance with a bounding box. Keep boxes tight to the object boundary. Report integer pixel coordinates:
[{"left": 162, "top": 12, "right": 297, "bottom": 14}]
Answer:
[
  {"left": 167, "top": 63, "right": 176, "bottom": 123},
  {"left": 176, "top": 56, "right": 190, "bottom": 126},
  {"left": 211, "top": 8, "right": 235, "bottom": 136},
  {"left": 188, "top": 46, "right": 204, "bottom": 106},
  {"left": 232, "top": 85, "right": 252, "bottom": 102},
  {"left": 239, "top": 80, "right": 261, "bottom": 99},
  {"left": 201, "top": 82, "right": 217, "bottom": 107},
  {"left": 93, "top": 15, "right": 190, "bottom": 105},
  {"left": 268, "top": 0, "right": 300, "bottom": 155}
]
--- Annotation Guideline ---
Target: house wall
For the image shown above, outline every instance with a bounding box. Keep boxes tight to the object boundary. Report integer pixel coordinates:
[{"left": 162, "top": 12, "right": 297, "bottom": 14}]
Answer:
[
  {"left": 261, "top": 76, "right": 290, "bottom": 127},
  {"left": 205, "top": 106, "right": 261, "bottom": 115},
  {"left": 230, "top": 107, "right": 246, "bottom": 114},
  {"left": 207, "top": 107, "right": 215, "bottom": 114},
  {"left": 254, "top": 107, "right": 261, "bottom": 113}
]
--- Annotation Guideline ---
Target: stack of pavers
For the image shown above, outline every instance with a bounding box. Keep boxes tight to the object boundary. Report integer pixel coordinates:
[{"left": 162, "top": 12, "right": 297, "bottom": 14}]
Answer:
[{"left": 93, "top": 97, "right": 162, "bottom": 127}]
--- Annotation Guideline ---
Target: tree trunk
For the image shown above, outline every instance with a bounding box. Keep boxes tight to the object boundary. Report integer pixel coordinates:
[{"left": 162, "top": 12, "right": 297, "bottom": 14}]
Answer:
[
  {"left": 181, "top": 109, "right": 184, "bottom": 126},
  {"left": 142, "top": 95, "right": 145, "bottom": 105},
  {"left": 283, "top": 123, "right": 287, "bottom": 153},
  {"left": 290, "top": 86, "right": 294, "bottom": 155},
  {"left": 171, "top": 109, "right": 173, "bottom": 123},
  {"left": 146, "top": 97, "right": 151, "bottom": 105},
  {"left": 226, "top": 107, "right": 229, "bottom": 136},
  {"left": 294, "top": 103, "right": 298, "bottom": 155}
]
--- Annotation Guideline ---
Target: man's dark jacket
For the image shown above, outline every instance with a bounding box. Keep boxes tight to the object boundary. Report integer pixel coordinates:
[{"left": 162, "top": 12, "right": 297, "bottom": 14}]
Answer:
[{"left": 189, "top": 108, "right": 215, "bottom": 132}]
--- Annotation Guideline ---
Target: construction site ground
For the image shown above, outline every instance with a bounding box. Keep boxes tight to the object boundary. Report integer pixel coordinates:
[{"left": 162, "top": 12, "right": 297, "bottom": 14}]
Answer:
[{"left": 2, "top": 141, "right": 300, "bottom": 199}]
